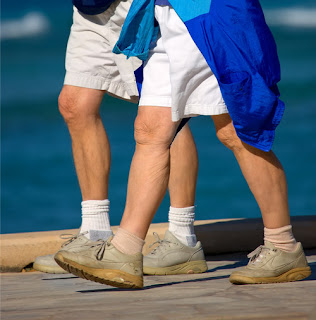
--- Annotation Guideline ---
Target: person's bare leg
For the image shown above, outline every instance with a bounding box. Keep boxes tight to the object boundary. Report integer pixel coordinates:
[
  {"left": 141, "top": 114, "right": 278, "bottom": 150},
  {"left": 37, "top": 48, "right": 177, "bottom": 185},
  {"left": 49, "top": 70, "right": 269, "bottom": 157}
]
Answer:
[
  {"left": 216, "top": 113, "right": 311, "bottom": 284},
  {"left": 140, "top": 123, "right": 207, "bottom": 276},
  {"left": 168, "top": 123, "right": 198, "bottom": 208},
  {"left": 58, "top": 85, "right": 110, "bottom": 201},
  {"left": 165, "top": 123, "right": 200, "bottom": 247},
  {"left": 119, "top": 106, "right": 179, "bottom": 239},
  {"left": 212, "top": 113, "right": 290, "bottom": 228},
  {"left": 34, "top": 85, "right": 112, "bottom": 274},
  {"left": 58, "top": 85, "right": 112, "bottom": 240}
]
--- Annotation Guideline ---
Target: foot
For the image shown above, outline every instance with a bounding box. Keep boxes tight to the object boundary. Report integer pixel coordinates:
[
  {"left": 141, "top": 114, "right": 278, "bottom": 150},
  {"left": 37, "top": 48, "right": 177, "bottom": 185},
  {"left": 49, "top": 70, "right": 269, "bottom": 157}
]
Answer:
[
  {"left": 33, "top": 233, "right": 97, "bottom": 274},
  {"left": 229, "top": 241, "right": 311, "bottom": 284},
  {"left": 143, "top": 231, "right": 208, "bottom": 275},
  {"left": 33, "top": 254, "right": 68, "bottom": 274},
  {"left": 54, "top": 237, "right": 143, "bottom": 289}
]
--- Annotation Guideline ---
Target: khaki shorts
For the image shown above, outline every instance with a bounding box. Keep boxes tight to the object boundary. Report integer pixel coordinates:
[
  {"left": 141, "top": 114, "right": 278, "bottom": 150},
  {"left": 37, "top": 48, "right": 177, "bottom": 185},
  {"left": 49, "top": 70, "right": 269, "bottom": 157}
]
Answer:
[
  {"left": 64, "top": 0, "right": 142, "bottom": 101},
  {"left": 139, "top": 6, "right": 228, "bottom": 121}
]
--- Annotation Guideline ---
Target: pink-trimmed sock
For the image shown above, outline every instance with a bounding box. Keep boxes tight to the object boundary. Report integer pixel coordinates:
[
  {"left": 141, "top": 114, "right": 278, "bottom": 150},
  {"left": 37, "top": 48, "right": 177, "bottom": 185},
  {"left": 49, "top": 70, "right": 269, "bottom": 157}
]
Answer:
[
  {"left": 264, "top": 225, "right": 298, "bottom": 252},
  {"left": 111, "top": 228, "right": 145, "bottom": 255}
]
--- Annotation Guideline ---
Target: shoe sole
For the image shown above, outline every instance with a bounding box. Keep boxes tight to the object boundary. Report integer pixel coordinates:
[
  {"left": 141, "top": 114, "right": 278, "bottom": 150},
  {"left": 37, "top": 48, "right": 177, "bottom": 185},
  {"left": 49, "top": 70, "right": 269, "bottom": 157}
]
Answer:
[
  {"left": 55, "top": 252, "right": 143, "bottom": 289},
  {"left": 143, "top": 260, "right": 208, "bottom": 275},
  {"left": 33, "top": 262, "right": 68, "bottom": 274},
  {"left": 229, "top": 266, "right": 312, "bottom": 284}
]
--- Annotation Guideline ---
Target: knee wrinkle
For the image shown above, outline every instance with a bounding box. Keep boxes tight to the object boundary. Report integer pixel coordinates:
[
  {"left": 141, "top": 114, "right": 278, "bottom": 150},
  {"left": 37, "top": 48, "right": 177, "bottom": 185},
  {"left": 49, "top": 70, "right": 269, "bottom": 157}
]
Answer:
[
  {"left": 58, "top": 90, "right": 80, "bottom": 124},
  {"left": 58, "top": 90, "right": 99, "bottom": 127},
  {"left": 216, "top": 126, "right": 243, "bottom": 152},
  {"left": 134, "top": 114, "right": 174, "bottom": 148}
]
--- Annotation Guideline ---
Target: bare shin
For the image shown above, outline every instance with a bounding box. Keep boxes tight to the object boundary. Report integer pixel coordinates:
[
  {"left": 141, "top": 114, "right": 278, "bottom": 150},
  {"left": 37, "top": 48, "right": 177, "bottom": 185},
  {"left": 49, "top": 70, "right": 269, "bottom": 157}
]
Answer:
[
  {"left": 212, "top": 113, "right": 290, "bottom": 229},
  {"left": 58, "top": 85, "right": 110, "bottom": 201},
  {"left": 169, "top": 123, "right": 198, "bottom": 208},
  {"left": 120, "top": 106, "right": 179, "bottom": 239}
]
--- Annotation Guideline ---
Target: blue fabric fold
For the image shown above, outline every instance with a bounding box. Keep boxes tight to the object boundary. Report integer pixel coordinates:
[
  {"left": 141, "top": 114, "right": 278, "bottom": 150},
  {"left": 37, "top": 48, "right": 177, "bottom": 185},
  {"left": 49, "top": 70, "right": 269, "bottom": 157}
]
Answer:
[
  {"left": 72, "top": 0, "right": 116, "bottom": 15},
  {"left": 155, "top": 0, "right": 171, "bottom": 6},
  {"left": 185, "top": 0, "right": 285, "bottom": 151}
]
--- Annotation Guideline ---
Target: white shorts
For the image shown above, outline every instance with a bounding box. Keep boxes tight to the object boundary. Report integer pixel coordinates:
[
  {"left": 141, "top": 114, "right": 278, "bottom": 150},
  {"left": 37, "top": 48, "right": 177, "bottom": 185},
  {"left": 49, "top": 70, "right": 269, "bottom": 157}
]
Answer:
[
  {"left": 139, "top": 6, "right": 228, "bottom": 121},
  {"left": 64, "top": 0, "right": 142, "bottom": 101}
]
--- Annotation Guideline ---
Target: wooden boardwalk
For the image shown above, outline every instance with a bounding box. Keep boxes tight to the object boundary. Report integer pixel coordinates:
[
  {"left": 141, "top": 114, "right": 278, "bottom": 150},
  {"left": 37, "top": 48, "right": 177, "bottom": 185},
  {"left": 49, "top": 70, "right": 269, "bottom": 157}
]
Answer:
[{"left": 1, "top": 250, "right": 316, "bottom": 320}]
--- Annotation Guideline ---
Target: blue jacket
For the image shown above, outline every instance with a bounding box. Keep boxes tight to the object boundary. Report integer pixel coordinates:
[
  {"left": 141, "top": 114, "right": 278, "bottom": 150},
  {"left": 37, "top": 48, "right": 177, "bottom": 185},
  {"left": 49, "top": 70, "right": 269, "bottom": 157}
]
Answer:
[
  {"left": 72, "top": 0, "right": 116, "bottom": 15},
  {"left": 113, "top": 0, "right": 285, "bottom": 152}
]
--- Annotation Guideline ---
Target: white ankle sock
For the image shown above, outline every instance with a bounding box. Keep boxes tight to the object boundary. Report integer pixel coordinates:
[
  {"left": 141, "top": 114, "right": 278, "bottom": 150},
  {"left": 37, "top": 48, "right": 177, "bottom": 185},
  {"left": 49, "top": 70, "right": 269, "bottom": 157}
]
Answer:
[
  {"left": 168, "top": 206, "right": 197, "bottom": 247},
  {"left": 80, "top": 199, "right": 113, "bottom": 241},
  {"left": 264, "top": 225, "right": 297, "bottom": 252}
]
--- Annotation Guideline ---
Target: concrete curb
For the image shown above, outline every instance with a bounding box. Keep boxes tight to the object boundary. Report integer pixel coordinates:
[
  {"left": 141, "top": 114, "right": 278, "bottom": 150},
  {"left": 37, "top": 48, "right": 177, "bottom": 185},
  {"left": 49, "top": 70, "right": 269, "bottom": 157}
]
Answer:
[{"left": 1, "top": 216, "right": 315, "bottom": 272}]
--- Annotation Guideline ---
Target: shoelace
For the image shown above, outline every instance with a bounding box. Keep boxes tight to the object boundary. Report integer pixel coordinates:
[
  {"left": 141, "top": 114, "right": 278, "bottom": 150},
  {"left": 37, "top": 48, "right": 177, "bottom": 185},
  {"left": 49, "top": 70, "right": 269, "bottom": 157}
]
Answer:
[
  {"left": 94, "top": 238, "right": 114, "bottom": 261},
  {"left": 59, "top": 231, "right": 88, "bottom": 247},
  {"left": 247, "top": 245, "right": 275, "bottom": 264},
  {"left": 148, "top": 232, "right": 173, "bottom": 255},
  {"left": 59, "top": 232, "right": 112, "bottom": 260}
]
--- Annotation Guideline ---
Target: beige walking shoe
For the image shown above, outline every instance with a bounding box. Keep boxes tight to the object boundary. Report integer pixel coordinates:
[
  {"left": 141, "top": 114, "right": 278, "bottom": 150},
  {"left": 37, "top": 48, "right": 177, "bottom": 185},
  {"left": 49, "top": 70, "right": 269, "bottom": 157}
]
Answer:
[
  {"left": 33, "top": 233, "right": 96, "bottom": 274},
  {"left": 34, "top": 254, "right": 68, "bottom": 274},
  {"left": 143, "top": 231, "right": 208, "bottom": 275},
  {"left": 55, "top": 238, "right": 143, "bottom": 289},
  {"left": 229, "top": 241, "right": 311, "bottom": 284}
]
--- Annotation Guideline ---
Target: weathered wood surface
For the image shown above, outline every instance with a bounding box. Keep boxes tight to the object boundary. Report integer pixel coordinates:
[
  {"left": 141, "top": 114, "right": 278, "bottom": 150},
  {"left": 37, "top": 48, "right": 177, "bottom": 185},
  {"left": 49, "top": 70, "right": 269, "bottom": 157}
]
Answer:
[{"left": 1, "top": 250, "right": 316, "bottom": 320}]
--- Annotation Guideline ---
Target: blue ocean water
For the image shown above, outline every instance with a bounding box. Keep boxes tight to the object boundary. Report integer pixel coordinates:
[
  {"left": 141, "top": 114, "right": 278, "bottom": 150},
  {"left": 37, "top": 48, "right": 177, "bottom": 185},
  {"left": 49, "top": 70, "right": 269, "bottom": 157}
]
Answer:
[{"left": 1, "top": 0, "right": 316, "bottom": 234}]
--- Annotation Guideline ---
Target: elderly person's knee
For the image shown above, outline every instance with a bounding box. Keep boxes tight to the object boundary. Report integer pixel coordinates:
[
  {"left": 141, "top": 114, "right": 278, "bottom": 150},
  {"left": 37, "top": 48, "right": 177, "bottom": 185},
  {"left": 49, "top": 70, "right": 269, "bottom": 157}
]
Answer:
[
  {"left": 58, "top": 86, "right": 102, "bottom": 126},
  {"left": 212, "top": 114, "right": 243, "bottom": 152},
  {"left": 58, "top": 88, "right": 81, "bottom": 124},
  {"left": 134, "top": 108, "right": 176, "bottom": 147},
  {"left": 216, "top": 125, "right": 243, "bottom": 151}
]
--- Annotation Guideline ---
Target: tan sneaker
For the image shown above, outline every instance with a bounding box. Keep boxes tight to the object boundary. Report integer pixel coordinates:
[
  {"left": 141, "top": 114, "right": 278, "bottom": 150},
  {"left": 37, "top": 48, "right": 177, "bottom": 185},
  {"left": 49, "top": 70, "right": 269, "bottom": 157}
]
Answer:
[
  {"left": 229, "top": 241, "right": 311, "bottom": 284},
  {"left": 143, "top": 231, "right": 208, "bottom": 275},
  {"left": 54, "top": 238, "right": 143, "bottom": 289},
  {"left": 33, "top": 233, "right": 97, "bottom": 274},
  {"left": 33, "top": 254, "right": 68, "bottom": 274}
]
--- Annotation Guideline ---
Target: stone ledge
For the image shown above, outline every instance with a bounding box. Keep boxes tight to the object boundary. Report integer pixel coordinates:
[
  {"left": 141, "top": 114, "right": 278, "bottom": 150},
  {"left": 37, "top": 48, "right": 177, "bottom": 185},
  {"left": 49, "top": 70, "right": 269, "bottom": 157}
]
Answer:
[{"left": 1, "top": 216, "right": 315, "bottom": 272}]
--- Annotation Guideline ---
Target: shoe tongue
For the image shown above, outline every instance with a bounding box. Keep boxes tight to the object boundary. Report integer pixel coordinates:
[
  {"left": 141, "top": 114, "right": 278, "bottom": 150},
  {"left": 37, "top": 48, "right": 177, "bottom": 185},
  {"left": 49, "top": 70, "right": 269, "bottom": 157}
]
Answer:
[
  {"left": 264, "top": 240, "right": 277, "bottom": 250},
  {"left": 89, "top": 230, "right": 113, "bottom": 241}
]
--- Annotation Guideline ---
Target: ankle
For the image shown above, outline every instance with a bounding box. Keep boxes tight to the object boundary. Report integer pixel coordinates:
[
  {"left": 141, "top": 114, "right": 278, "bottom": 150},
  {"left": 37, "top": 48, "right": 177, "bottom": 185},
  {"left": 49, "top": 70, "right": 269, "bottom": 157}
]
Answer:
[
  {"left": 264, "top": 225, "right": 297, "bottom": 252},
  {"left": 112, "top": 228, "right": 145, "bottom": 255},
  {"left": 80, "top": 199, "right": 112, "bottom": 240},
  {"left": 168, "top": 206, "right": 197, "bottom": 247}
]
